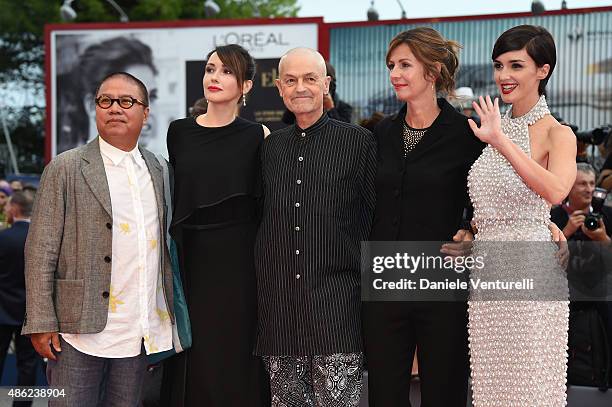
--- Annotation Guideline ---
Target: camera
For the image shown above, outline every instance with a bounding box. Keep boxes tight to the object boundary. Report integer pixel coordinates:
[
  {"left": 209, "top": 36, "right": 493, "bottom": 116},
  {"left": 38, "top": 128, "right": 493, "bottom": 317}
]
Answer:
[
  {"left": 575, "top": 125, "right": 612, "bottom": 145},
  {"left": 584, "top": 187, "right": 608, "bottom": 231}
]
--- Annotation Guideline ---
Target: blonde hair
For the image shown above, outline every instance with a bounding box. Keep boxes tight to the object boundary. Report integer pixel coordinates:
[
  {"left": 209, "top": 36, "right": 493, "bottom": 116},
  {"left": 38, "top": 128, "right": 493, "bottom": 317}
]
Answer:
[{"left": 387, "top": 27, "right": 461, "bottom": 96}]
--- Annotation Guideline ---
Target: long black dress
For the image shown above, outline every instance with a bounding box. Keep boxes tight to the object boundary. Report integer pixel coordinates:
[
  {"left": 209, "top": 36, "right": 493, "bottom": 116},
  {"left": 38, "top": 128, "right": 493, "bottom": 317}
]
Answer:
[{"left": 167, "top": 116, "right": 269, "bottom": 406}]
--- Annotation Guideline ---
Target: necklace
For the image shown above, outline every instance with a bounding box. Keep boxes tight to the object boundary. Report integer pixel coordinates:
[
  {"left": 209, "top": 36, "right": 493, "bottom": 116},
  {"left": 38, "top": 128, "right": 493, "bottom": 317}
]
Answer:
[{"left": 402, "top": 122, "right": 427, "bottom": 157}]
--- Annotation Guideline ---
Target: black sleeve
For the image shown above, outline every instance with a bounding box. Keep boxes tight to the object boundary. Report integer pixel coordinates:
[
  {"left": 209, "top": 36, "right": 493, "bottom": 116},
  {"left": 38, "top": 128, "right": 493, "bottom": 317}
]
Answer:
[
  {"left": 550, "top": 205, "right": 569, "bottom": 230},
  {"left": 166, "top": 120, "right": 177, "bottom": 170},
  {"left": 255, "top": 137, "right": 269, "bottom": 225},
  {"left": 460, "top": 203, "right": 475, "bottom": 231},
  {"left": 168, "top": 160, "right": 175, "bottom": 210},
  {"left": 461, "top": 119, "right": 486, "bottom": 231},
  {"left": 360, "top": 130, "right": 377, "bottom": 222},
  {"left": 166, "top": 120, "right": 182, "bottom": 210}
]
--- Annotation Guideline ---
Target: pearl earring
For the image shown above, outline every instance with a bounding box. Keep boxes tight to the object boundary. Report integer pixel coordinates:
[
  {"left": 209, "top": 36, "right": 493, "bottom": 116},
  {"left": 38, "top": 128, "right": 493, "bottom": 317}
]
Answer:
[{"left": 242, "top": 94, "right": 246, "bottom": 107}]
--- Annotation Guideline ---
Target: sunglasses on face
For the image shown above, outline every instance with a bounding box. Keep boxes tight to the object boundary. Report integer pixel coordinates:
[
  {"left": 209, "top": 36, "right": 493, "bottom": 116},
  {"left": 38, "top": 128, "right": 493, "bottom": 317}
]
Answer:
[{"left": 95, "top": 96, "right": 148, "bottom": 109}]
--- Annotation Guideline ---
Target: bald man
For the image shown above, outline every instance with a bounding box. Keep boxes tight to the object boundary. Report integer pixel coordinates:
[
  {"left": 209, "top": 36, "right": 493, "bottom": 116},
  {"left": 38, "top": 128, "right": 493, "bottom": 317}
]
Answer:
[{"left": 254, "top": 48, "right": 377, "bottom": 406}]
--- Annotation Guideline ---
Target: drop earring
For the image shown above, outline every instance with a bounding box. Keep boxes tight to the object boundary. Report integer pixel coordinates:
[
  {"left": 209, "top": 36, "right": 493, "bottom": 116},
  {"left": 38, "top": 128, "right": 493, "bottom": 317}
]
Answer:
[{"left": 242, "top": 93, "right": 246, "bottom": 107}]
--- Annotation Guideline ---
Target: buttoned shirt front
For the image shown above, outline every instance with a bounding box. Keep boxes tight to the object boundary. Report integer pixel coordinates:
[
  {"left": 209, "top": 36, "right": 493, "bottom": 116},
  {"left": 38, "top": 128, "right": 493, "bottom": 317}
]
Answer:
[
  {"left": 255, "top": 114, "right": 377, "bottom": 356},
  {"left": 61, "top": 137, "right": 172, "bottom": 358}
]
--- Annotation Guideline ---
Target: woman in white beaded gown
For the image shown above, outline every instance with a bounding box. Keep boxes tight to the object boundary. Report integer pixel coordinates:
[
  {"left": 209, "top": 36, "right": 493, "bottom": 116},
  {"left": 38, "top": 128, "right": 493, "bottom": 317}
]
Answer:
[{"left": 467, "top": 25, "right": 577, "bottom": 406}]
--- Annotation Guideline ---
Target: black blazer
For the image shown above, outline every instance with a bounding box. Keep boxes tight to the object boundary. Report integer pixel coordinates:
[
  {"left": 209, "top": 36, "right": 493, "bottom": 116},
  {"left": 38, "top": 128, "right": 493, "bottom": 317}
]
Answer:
[
  {"left": 370, "top": 98, "right": 485, "bottom": 242},
  {"left": 0, "top": 221, "right": 29, "bottom": 326}
]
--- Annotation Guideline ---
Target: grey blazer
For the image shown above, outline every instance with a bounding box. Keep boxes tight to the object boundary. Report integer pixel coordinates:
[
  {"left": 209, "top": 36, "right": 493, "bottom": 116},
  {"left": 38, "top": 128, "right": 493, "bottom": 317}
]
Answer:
[{"left": 22, "top": 138, "right": 174, "bottom": 335}]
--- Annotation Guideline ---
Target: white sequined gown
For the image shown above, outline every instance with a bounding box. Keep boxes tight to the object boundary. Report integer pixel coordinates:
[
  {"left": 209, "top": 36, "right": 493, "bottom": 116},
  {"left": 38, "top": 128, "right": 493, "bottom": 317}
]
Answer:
[{"left": 467, "top": 95, "right": 569, "bottom": 407}]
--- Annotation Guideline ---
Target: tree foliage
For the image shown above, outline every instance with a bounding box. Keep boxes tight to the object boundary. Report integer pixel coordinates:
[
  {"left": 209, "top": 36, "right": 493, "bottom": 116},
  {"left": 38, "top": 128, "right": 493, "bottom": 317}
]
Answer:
[
  {"left": 0, "top": 0, "right": 299, "bottom": 85},
  {"left": 130, "top": 0, "right": 299, "bottom": 20}
]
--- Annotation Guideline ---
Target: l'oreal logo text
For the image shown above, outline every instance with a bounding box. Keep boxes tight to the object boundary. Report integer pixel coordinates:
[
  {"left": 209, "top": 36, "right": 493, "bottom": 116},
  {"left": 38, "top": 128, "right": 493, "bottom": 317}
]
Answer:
[{"left": 213, "top": 32, "right": 289, "bottom": 50}]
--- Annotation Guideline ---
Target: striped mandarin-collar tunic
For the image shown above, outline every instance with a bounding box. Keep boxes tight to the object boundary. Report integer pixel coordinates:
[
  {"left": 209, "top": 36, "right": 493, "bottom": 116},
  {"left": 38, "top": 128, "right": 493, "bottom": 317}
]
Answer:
[{"left": 254, "top": 113, "right": 377, "bottom": 356}]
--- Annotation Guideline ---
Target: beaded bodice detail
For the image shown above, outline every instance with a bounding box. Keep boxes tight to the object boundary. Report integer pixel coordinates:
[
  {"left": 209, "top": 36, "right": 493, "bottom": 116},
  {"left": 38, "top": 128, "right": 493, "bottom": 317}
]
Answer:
[
  {"left": 401, "top": 122, "right": 427, "bottom": 157},
  {"left": 467, "top": 95, "right": 552, "bottom": 241}
]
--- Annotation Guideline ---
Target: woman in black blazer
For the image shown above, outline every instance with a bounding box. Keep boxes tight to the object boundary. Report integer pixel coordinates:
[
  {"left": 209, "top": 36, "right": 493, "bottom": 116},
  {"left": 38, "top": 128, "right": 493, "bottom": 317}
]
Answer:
[{"left": 363, "top": 27, "right": 485, "bottom": 407}]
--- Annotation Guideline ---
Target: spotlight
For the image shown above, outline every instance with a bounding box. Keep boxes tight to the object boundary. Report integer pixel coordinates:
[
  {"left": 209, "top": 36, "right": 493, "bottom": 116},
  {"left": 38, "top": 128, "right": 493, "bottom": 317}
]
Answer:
[
  {"left": 204, "top": 0, "right": 221, "bottom": 18},
  {"left": 60, "top": 0, "right": 76, "bottom": 21},
  {"left": 531, "top": 0, "right": 546, "bottom": 14},
  {"left": 59, "top": 0, "right": 129, "bottom": 22},
  {"left": 367, "top": 0, "right": 379, "bottom": 21}
]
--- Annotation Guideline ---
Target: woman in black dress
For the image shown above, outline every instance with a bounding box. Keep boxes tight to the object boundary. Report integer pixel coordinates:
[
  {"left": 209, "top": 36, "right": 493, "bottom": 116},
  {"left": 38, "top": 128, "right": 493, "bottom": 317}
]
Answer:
[{"left": 166, "top": 44, "right": 270, "bottom": 406}]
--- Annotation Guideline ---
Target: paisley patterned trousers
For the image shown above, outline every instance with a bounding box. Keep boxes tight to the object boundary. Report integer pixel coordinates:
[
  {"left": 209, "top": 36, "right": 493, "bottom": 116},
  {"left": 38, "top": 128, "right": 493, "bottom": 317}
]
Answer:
[{"left": 262, "top": 353, "right": 363, "bottom": 407}]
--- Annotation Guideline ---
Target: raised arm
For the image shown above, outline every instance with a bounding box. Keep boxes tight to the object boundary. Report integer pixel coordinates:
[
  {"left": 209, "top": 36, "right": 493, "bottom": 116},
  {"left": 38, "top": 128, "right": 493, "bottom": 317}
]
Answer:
[{"left": 468, "top": 96, "right": 576, "bottom": 205}]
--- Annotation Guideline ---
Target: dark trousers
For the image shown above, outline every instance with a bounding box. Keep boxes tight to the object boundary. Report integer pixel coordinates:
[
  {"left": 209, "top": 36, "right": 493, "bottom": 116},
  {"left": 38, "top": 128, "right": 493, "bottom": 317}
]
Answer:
[
  {"left": 363, "top": 301, "right": 469, "bottom": 407},
  {"left": 46, "top": 337, "right": 147, "bottom": 407},
  {"left": 0, "top": 324, "right": 41, "bottom": 407}
]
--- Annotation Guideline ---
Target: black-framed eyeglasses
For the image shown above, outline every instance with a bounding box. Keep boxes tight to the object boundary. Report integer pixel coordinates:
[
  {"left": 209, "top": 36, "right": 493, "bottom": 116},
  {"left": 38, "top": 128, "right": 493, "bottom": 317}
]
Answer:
[{"left": 95, "top": 96, "right": 148, "bottom": 109}]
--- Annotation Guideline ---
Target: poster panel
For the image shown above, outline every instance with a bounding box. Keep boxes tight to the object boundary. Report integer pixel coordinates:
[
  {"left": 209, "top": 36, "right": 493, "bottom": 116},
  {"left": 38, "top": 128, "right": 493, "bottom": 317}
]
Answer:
[{"left": 49, "top": 21, "right": 319, "bottom": 158}]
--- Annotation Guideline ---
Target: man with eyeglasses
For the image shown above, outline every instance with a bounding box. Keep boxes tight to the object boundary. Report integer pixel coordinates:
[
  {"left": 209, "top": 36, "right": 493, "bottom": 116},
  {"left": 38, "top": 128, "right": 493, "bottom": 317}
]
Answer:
[{"left": 22, "top": 72, "right": 174, "bottom": 406}]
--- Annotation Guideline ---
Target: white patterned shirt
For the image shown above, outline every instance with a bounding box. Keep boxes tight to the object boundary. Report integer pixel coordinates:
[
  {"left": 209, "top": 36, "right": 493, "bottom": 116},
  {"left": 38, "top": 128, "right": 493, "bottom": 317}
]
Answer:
[{"left": 61, "top": 137, "right": 172, "bottom": 358}]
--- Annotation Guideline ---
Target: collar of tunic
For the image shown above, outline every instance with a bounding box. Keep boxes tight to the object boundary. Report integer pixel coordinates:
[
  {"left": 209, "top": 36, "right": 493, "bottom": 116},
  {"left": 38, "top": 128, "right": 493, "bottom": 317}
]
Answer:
[{"left": 292, "top": 112, "right": 330, "bottom": 139}]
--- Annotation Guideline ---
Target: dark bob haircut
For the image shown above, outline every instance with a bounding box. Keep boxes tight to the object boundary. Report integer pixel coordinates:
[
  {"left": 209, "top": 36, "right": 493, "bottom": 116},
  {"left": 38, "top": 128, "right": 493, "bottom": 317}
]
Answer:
[{"left": 492, "top": 25, "right": 556, "bottom": 96}]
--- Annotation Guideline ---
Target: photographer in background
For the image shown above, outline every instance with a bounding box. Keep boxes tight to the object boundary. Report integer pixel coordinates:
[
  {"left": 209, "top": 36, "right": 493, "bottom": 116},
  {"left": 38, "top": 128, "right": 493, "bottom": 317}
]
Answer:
[
  {"left": 551, "top": 163, "right": 612, "bottom": 242},
  {"left": 552, "top": 162, "right": 612, "bottom": 390},
  {"left": 574, "top": 124, "right": 612, "bottom": 168}
]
